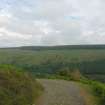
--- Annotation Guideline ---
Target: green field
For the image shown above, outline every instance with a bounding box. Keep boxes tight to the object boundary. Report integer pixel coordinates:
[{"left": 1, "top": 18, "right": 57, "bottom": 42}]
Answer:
[{"left": 0, "top": 45, "right": 105, "bottom": 82}]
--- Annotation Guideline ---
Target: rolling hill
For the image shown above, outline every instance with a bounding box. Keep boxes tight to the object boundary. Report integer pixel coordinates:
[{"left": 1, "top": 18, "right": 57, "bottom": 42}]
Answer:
[{"left": 0, "top": 44, "right": 105, "bottom": 82}]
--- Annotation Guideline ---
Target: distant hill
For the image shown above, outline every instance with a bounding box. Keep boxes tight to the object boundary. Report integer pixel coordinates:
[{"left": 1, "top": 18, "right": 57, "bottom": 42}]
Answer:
[
  {"left": 19, "top": 45, "right": 105, "bottom": 51},
  {"left": 0, "top": 44, "right": 105, "bottom": 82},
  {"left": 1, "top": 44, "right": 105, "bottom": 51}
]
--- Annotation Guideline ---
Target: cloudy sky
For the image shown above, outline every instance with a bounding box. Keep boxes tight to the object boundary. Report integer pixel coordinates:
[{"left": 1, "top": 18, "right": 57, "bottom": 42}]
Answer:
[{"left": 0, "top": 0, "right": 105, "bottom": 47}]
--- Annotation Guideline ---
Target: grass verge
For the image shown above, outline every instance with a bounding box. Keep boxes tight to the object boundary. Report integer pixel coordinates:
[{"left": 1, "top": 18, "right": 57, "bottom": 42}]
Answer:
[
  {"left": 80, "top": 79, "right": 105, "bottom": 105},
  {"left": 79, "top": 83, "right": 100, "bottom": 105},
  {"left": 0, "top": 65, "right": 44, "bottom": 105}
]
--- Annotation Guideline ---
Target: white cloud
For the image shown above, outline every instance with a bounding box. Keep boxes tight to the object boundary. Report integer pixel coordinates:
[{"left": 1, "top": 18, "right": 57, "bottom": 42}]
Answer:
[
  {"left": 0, "top": 0, "right": 105, "bottom": 47},
  {"left": 0, "top": 14, "right": 10, "bottom": 27}
]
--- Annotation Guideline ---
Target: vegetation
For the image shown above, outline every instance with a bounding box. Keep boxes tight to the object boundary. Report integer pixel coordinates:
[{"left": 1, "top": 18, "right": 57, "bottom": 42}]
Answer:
[
  {"left": 79, "top": 79, "right": 105, "bottom": 105},
  {"left": 79, "top": 83, "right": 99, "bottom": 105},
  {"left": 0, "top": 47, "right": 105, "bottom": 82},
  {"left": 0, "top": 45, "right": 105, "bottom": 104},
  {"left": 20, "top": 45, "right": 105, "bottom": 50},
  {"left": 0, "top": 65, "right": 43, "bottom": 105}
]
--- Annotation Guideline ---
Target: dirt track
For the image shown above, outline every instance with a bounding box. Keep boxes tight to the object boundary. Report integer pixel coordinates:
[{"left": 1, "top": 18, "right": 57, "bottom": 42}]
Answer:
[{"left": 35, "top": 79, "right": 85, "bottom": 105}]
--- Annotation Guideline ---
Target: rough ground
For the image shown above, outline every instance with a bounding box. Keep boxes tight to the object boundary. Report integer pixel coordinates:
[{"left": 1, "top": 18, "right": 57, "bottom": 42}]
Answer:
[{"left": 35, "top": 79, "right": 86, "bottom": 105}]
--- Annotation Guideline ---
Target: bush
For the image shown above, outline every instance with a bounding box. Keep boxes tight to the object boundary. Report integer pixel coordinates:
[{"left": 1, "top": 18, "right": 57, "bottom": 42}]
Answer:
[
  {"left": 92, "top": 82, "right": 105, "bottom": 104},
  {"left": 80, "top": 78, "right": 105, "bottom": 104},
  {"left": 58, "top": 68, "right": 82, "bottom": 81},
  {"left": 70, "top": 69, "right": 81, "bottom": 81},
  {"left": 58, "top": 67, "right": 71, "bottom": 76},
  {"left": 0, "top": 66, "right": 43, "bottom": 105}
]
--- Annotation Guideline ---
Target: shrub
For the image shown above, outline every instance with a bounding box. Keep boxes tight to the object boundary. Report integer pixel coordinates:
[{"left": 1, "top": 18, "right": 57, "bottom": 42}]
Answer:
[
  {"left": 0, "top": 66, "right": 43, "bottom": 105},
  {"left": 92, "top": 82, "right": 105, "bottom": 104},
  {"left": 80, "top": 79, "right": 105, "bottom": 104},
  {"left": 70, "top": 69, "right": 81, "bottom": 81},
  {"left": 58, "top": 67, "right": 71, "bottom": 76},
  {"left": 58, "top": 68, "right": 82, "bottom": 81}
]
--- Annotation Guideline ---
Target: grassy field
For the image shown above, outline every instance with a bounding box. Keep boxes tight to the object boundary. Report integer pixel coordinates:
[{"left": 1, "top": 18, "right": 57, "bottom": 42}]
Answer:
[{"left": 0, "top": 48, "right": 105, "bottom": 82}]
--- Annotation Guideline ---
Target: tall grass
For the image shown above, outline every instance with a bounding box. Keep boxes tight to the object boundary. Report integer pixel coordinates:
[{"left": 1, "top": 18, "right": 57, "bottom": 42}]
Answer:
[
  {"left": 80, "top": 79, "right": 105, "bottom": 105},
  {"left": 0, "top": 65, "right": 43, "bottom": 105}
]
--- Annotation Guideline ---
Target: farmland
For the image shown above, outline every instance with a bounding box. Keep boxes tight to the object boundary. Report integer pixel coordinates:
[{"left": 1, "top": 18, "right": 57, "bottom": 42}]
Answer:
[{"left": 0, "top": 45, "right": 105, "bottom": 82}]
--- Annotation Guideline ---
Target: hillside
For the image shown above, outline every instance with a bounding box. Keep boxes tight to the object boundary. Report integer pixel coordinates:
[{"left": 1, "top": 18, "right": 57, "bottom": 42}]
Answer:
[
  {"left": 0, "top": 45, "right": 105, "bottom": 82},
  {"left": 0, "top": 45, "right": 105, "bottom": 105},
  {"left": 20, "top": 44, "right": 105, "bottom": 51},
  {"left": 0, "top": 65, "right": 43, "bottom": 105}
]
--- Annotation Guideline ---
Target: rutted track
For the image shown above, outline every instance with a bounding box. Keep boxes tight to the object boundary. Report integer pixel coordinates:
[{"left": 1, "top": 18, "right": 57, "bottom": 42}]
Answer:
[{"left": 35, "top": 79, "right": 85, "bottom": 105}]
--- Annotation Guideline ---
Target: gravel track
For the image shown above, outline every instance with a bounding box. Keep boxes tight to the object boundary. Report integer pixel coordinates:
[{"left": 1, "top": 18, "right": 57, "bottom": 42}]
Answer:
[{"left": 35, "top": 79, "right": 85, "bottom": 105}]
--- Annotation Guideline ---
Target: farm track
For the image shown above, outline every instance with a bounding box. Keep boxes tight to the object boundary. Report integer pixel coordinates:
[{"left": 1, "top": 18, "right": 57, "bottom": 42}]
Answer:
[{"left": 35, "top": 79, "right": 86, "bottom": 105}]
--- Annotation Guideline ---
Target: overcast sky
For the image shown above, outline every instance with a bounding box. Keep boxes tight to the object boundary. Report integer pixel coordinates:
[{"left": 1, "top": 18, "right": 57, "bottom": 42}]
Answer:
[{"left": 0, "top": 0, "right": 105, "bottom": 47}]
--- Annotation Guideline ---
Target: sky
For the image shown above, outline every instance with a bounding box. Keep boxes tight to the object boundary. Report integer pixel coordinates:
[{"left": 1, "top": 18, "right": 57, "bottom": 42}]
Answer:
[{"left": 0, "top": 0, "right": 105, "bottom": 47}]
